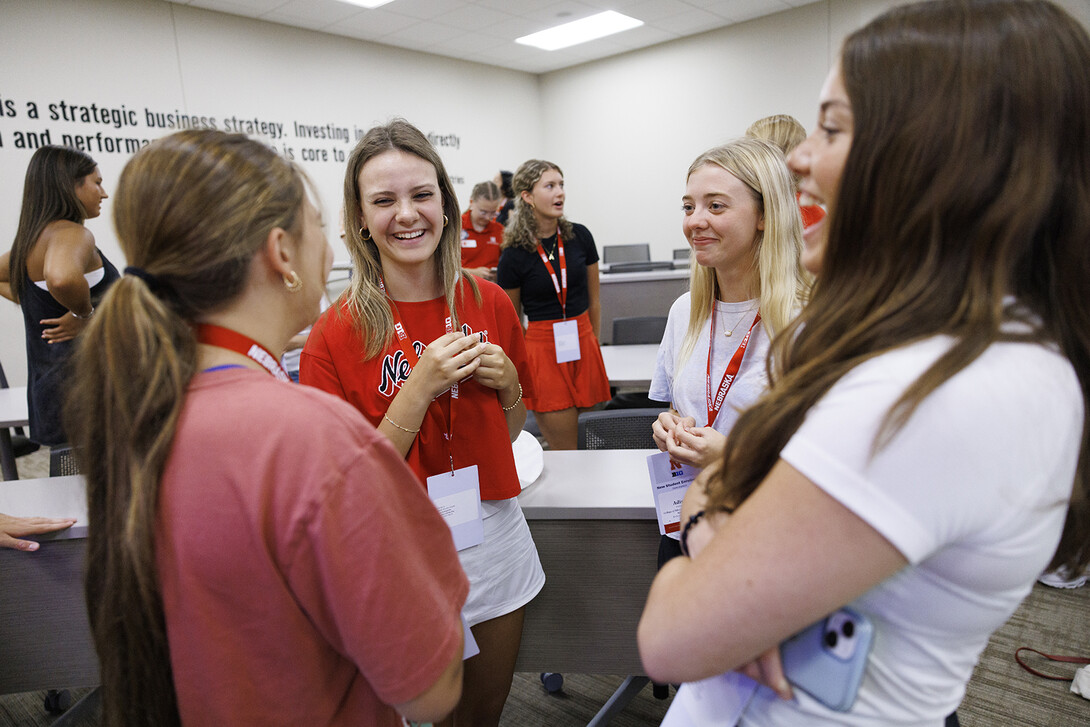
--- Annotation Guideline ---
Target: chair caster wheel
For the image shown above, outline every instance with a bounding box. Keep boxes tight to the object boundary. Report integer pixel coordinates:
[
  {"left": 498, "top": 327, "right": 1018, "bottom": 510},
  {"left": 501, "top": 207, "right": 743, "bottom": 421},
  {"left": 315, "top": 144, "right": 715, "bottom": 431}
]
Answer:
[
  {"left": 44, "top": 689, "right": 72, "bottom": 714},
  {"left": 540, "top": 672, "right": 564, "bottom": 693}
]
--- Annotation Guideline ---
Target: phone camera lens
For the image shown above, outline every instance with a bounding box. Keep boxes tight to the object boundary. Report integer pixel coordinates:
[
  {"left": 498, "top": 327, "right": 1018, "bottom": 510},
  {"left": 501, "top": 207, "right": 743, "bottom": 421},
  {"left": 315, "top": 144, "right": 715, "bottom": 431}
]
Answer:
[
  {"left": 824, "top": 630, "right": 838, "bottom": 649},
  {"left": 842, "top": 620, "right": 855, "bottom": 638}
]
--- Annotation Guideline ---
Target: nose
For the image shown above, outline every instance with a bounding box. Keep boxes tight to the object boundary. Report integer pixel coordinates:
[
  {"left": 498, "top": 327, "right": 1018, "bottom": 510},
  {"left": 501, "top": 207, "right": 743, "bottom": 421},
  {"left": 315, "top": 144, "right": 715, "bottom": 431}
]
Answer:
[
  {"left": 685, "top": 208, "right": 708, "bottom": 233},
  {"left": 787, "top": 137, "right": 811, "bottom": 177},
  {"left": 395, "top": 198, "right": 417, "bottom": 224}
]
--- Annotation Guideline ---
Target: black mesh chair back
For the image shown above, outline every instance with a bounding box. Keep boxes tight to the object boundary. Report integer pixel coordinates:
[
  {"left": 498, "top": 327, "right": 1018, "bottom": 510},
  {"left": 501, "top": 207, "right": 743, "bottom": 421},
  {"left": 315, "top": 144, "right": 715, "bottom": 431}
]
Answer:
[
  {"left": 612, "top": 316, "right": 668, "bottom": 346},
  {"left": 49, "top": 446, "right": 81, "bottom": 477},
  {"left": 577, "top": 408, "right": 661, "bottom": 450},
  {"left": 602, "top": 243, "right": 650, "bottom": 264}
]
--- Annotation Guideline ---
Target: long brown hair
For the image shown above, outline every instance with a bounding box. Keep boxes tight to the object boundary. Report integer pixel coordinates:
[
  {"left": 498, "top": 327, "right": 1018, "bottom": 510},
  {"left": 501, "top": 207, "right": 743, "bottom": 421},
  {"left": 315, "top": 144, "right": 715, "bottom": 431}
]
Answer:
[
  {"left": 502, "top": 159, "right": 575, "bottom": 252},
  {"left": 8, "top": 145, "right": 97, "bottom": 302},
  {"left": 65, "top": 130, "right": 306, "bottom": 726},
  {"left": 706, "top": 0, "right": 1090, "bottom": 573},
  {"left": 340, "top": 118, "right": 477, "bottom": 358}
]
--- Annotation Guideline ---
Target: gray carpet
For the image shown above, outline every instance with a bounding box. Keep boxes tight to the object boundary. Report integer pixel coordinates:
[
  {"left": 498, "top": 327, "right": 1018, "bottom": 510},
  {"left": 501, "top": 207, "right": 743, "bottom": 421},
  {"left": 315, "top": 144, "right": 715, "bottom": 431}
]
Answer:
[{"left": 3, "top": 449, "right": 1087, "bottom": 725}]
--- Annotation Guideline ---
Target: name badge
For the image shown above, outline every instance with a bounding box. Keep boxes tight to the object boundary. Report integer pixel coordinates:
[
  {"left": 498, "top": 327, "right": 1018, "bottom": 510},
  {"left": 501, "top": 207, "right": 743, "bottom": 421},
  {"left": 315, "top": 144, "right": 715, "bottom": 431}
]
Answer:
[
  {"left": 660, "top": 672, "right": 759, "bottom": 727},
  {"left": 461, "top": 238, "right": 477, "bottom": 248},
  {"left": 427, "top": 465, "right": 484, "bottom": 551},
  {"left": 646, "top": 451, "right": 699, "bottom": 540},
  {"left": 553, "top": 319, "right": 581, "bottom": 363}
]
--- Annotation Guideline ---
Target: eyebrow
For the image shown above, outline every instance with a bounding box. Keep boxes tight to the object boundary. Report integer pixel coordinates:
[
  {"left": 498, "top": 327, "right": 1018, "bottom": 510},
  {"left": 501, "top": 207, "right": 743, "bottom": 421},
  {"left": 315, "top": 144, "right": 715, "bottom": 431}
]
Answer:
[{"left": 820, "top": 99, "right": 851, "bottom": 113}]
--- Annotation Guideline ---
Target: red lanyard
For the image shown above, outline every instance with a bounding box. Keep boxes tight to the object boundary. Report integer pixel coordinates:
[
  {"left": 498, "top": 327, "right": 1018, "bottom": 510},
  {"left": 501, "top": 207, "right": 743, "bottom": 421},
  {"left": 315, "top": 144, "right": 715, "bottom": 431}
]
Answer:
[
  {"left": 194, "top": 323, "right": 290, "bottom": 382},
  {"left": 536, "top": 232, "right": 567, "bottom": 318},
  {"left": 380, "top": 279, "right": 458, "bottom": 471},
  {"left": 706, "top": 308, "right": 761, "bottom": 427}
]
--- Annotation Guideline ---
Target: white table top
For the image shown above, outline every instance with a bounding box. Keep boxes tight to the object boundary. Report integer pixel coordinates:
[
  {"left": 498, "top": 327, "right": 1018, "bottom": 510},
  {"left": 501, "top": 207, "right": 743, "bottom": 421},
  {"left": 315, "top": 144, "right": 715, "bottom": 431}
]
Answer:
[
  {"left": 518, "top": 449, "right": 657, "bottom": 521},
  {"left": 0, "top": 387, "right": 29, "bottom": 428},
  {"left": 599, "top": 266, "right": 689, "bottom": 282},
  {"left": 600, "top": 344, "right": 659, "bottom": 388},
  {"left": 0, "top": 474, "right": 86, "bottom": 539}
]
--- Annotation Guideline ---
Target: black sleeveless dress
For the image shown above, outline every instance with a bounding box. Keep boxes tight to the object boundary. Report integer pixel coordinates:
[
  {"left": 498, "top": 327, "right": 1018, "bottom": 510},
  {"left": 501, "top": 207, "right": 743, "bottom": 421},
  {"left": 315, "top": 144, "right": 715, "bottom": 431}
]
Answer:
[{"left": 20, "top": 250, "right": 120, "bottom": 445}]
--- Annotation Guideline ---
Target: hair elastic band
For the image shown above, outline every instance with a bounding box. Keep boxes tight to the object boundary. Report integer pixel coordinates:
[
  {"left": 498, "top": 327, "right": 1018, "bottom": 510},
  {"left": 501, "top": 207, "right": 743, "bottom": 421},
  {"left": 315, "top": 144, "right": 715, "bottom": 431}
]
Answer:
[{"left": 124, "top": 266, "right": 170, "bottom": 299}]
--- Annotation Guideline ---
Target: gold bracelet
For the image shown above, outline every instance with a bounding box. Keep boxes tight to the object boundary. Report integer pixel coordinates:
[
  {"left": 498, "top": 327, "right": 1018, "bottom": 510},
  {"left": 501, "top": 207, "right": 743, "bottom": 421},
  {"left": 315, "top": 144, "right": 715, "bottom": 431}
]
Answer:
[
  {"left": 383, "top": 413, "right": 420, "bottom": 434},
  {"left": 502, "top": 382, "right": 523, "bottom": 412}
]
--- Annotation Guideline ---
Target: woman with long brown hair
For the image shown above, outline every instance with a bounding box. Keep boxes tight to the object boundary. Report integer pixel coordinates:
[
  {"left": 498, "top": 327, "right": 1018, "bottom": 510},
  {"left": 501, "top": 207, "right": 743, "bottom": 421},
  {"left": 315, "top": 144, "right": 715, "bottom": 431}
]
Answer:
[
  {"left": 497, "top": 159, "right": 611, "bottom": 450},
  {"left": 67, "top": 129, "right": 467, "bottom": 726},
  {"left": 639, "top": 1, "right": 1090, "bottom": 723},
  {"left": 0, "top": 146, "right": 119, "bottom": 446}
]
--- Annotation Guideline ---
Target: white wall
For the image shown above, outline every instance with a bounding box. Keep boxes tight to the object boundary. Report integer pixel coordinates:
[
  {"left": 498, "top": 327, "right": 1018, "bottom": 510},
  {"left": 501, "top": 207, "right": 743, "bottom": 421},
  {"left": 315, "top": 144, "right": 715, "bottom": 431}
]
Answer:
[
  {"left": 0, "top": 0, "right": 541, "bottom": 384},
  {"left": 539, "top": 0, "right": 1090, "bottom": 259}
]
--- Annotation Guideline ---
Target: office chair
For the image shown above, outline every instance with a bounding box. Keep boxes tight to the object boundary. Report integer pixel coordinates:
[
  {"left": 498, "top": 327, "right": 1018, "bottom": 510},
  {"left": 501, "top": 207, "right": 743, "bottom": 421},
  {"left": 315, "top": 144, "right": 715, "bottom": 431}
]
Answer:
[
  {"left": 601, "top": 243, "right": 650, "bottom": 265},
  {"left": 0, "top": 359, "right": 40, "bottom": 480},
  {"left": 42, "top": 446, "right": 100, "bottom": 723},
  {"left": 572, "top": 407, "right": 668, "bottom": 722},
  {"left": 49, "top": 445, "right": 81, "bottom": 477},
  {"left": 606, "top": 318, "right": 668, "bottom": 411},
  {"left": 611, "top": 316, "right": 667, "bottom": 347},
  {"left": 604, "top": 260, "right": 673, "bottom": 274}
]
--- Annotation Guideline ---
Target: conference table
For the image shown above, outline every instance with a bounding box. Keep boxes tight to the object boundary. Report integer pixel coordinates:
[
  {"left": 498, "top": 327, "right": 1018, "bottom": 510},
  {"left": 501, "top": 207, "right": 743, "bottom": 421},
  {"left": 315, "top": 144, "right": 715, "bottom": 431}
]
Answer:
[
  {"left": 0, "top": 385, "right": 30, "bottom": 480},
  {"left": 0, "top": 449, "right": 661, "bottom": 698}
]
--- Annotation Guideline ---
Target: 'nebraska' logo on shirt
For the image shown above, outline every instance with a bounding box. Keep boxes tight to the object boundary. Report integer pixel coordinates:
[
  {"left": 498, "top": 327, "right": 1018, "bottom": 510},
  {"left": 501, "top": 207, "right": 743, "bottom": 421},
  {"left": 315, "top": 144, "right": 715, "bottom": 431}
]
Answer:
[{"left": 378, "top": 323, "right": 490, "bottom": 397}]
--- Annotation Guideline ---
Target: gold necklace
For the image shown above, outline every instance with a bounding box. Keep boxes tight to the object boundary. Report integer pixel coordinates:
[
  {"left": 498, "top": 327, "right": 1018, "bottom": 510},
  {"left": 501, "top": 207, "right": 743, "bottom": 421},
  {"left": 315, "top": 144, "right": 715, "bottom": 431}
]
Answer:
[{"left": 722, "top": 306, "right": 756, "bottom": 337}]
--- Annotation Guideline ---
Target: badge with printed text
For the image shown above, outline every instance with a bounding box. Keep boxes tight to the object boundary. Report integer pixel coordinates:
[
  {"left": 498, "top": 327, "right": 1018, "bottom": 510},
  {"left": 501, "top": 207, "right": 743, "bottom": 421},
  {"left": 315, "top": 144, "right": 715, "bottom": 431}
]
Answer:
[
  {"left": 553, "top": 319, "right": 581, "bottom": 363},
  {"left": 427, "top": 465, "right": 484, "bottom": 551},
  {"left": 646, "top": 451, "right": 699, "bottom": 539}
]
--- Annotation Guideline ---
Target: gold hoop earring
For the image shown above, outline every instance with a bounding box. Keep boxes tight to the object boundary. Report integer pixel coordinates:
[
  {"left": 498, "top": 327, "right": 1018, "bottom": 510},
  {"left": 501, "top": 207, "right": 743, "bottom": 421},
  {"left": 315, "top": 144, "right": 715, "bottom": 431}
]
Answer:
[
  {"left": 359, "top": 227, "right": 371, "bottom": 241},
  {"left": 284, "top": 271, "right": 303, "bottom": 293},
  {"left": 443, "top": 215, "right": 449, "bottom": 227}
]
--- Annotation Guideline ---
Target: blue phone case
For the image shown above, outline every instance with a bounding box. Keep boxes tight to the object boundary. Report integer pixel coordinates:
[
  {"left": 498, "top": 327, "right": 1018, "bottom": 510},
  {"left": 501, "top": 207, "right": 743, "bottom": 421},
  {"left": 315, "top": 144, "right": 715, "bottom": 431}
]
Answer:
[{"left": 780, "top": 607, "right": 874, "bottom": 712}]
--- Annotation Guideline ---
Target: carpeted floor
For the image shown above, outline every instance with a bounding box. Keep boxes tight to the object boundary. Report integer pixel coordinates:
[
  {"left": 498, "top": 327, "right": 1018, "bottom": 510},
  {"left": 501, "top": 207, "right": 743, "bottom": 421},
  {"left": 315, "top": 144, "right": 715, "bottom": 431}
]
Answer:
[{"left": 2, "top": 449, "right": 1087, "bottom": 725}]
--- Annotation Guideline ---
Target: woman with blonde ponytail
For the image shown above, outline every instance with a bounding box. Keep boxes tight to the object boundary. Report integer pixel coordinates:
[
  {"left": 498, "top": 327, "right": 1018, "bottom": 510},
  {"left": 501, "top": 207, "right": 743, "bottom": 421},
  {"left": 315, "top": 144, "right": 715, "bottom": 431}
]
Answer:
[{"left": 66, "top": 129, "right": 467, "bottom": 727}]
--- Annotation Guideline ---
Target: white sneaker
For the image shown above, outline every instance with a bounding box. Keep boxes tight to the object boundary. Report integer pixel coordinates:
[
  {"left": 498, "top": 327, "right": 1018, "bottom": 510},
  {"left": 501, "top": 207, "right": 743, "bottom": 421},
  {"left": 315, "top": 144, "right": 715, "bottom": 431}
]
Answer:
[{"left": 1038, "top": 565, "right": 1088, "bottom": 589}]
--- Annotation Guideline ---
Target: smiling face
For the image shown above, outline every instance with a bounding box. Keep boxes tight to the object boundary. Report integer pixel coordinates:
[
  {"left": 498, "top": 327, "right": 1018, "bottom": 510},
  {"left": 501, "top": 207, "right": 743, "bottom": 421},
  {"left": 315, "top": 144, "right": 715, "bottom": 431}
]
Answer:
[
  {"left": 682, "top": 163, "right": 764, "bottom": 280},
  {"left": 74, "top": 166, "right": 107, "bottom": 219},
  {"left": 523, "top": 168, "right": 565, "bottom": 229},
  {"left": 788, "top": 63, "right": 853, "bottom": 275},
  {"left": 357, "top": 149, "right": 444, "bottom": 276}
]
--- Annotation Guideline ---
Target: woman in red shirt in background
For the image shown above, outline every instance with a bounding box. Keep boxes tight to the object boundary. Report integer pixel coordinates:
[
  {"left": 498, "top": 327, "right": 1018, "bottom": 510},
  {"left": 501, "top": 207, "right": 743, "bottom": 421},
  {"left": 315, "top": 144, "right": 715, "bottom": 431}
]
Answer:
[{"left": 460, "top": 180, "right": 505, "bottom": 282}]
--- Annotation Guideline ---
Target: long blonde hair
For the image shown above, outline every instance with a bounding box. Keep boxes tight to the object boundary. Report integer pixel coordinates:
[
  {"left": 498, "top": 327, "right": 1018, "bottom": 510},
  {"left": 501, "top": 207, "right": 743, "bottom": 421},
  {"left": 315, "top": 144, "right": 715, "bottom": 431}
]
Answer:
[
  {"left": 341, "top": 119, "right": 477, "bottom": 357},
  {"left": 65, "top": 129, "right": 307, "bottom": 727},
  {"left": 678, "top": 138, "right": 810, "bottom": 368}
]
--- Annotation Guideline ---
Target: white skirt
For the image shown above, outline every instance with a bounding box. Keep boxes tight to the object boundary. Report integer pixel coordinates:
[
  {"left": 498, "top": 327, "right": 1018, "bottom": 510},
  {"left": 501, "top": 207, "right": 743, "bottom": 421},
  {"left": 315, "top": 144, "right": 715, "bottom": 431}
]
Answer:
[{"left": 458, "top": 497, "right": 546, "bottom": 627}]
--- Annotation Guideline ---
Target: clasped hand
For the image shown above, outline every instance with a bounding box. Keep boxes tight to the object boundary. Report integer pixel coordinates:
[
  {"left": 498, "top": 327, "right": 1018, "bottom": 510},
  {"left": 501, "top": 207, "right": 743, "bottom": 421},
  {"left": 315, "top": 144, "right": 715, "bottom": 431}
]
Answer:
[
  {"left": 652, "top": 411, "right": 727, "bottom": 469},
  {"left": 413, "top": 332, "right": 515, "bottom": 397}
]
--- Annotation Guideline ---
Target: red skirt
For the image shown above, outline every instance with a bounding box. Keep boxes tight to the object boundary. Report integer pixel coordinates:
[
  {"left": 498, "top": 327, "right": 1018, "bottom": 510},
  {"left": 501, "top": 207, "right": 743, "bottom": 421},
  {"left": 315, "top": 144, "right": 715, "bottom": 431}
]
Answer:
[{"left": 523, "top": 311, "right": 611, "bottom": 412}]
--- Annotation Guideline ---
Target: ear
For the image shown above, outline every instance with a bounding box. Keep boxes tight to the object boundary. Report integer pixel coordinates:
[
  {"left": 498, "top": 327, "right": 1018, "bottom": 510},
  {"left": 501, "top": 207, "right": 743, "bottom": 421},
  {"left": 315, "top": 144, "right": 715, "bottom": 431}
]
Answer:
[
  {"left": 520, "top": 189, "right": 534, "bottom": 207},
  {"left": 261, "top": 226, "right": 295, "bottom": 279},
  {"left": 756, "top": 213, "right": 765, "bottom": 232}
]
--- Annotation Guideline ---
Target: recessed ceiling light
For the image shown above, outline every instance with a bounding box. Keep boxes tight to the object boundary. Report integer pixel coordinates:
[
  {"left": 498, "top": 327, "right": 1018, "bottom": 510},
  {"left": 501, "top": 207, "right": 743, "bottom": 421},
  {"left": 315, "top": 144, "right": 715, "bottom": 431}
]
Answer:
[
  {"left": 339, "top": 0, "right": 395, "bottom": 8},
  {"left": 516, "top": 11, "right": 643, "bottom": 51}
]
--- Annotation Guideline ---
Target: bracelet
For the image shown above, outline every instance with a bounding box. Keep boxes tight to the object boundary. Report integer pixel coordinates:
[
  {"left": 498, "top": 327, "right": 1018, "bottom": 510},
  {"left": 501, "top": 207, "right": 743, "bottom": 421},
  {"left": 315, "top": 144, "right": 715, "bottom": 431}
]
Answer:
[
  {"left": 69, "top": 306, "right": 94, "bottom": 320},
  {"left": 382, "top": 413, "right": 420, "bottom": 434},
  {"left": 679, "top": 509, "right": 706, "bottom": 558},
  {"left": 501, "top": 382, "right": 523, "bottom": 411}
]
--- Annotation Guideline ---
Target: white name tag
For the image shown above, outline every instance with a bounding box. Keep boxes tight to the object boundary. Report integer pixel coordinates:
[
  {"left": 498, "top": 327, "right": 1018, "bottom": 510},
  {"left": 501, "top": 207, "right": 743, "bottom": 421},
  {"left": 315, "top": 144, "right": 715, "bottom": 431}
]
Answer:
[
  {"left": 427, "top": 465, "right": 484, "bottom": 551},
  {"left": 553, "top": 319, "right": 581, "bottom": 363},
  {"left": 646, "top": 451, "right": 698, "bottom": 539},
  {"left": 660, "top": 672, "right": 758, "bottom": 727},
  {"left": 461, "top": 238, "right": 477, "bottom": 248}
]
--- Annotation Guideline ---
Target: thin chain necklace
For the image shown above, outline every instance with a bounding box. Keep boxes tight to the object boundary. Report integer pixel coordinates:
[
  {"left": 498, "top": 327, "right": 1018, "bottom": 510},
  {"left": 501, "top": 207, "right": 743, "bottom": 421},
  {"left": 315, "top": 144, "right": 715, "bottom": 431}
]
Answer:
[{"left": 721, "top": 305, "right": 756, "bottom": 337}]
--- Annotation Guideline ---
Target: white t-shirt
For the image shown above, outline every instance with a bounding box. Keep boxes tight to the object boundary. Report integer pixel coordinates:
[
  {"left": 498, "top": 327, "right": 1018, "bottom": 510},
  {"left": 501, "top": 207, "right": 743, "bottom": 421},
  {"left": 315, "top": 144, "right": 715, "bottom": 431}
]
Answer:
[
  {"left": 650, "top": 292, "right": 771, "bottom": 434},
  {"left": 741, "top": 335, "right": 1082, "bottom": 726}
]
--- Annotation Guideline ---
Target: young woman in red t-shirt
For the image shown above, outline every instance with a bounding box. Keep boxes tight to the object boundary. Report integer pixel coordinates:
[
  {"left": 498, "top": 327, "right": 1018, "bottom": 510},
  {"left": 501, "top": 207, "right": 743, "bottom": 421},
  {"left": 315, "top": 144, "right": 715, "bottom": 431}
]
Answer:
[{"left": 301, "top": 119, "right": 544, "bottom": 727}]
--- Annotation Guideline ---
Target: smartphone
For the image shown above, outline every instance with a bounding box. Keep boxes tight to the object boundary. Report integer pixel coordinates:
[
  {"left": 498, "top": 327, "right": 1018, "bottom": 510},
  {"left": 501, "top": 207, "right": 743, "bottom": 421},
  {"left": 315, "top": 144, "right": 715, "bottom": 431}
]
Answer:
[{"left": 780, "top": 607, "right": 874, "bottom": 712}]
